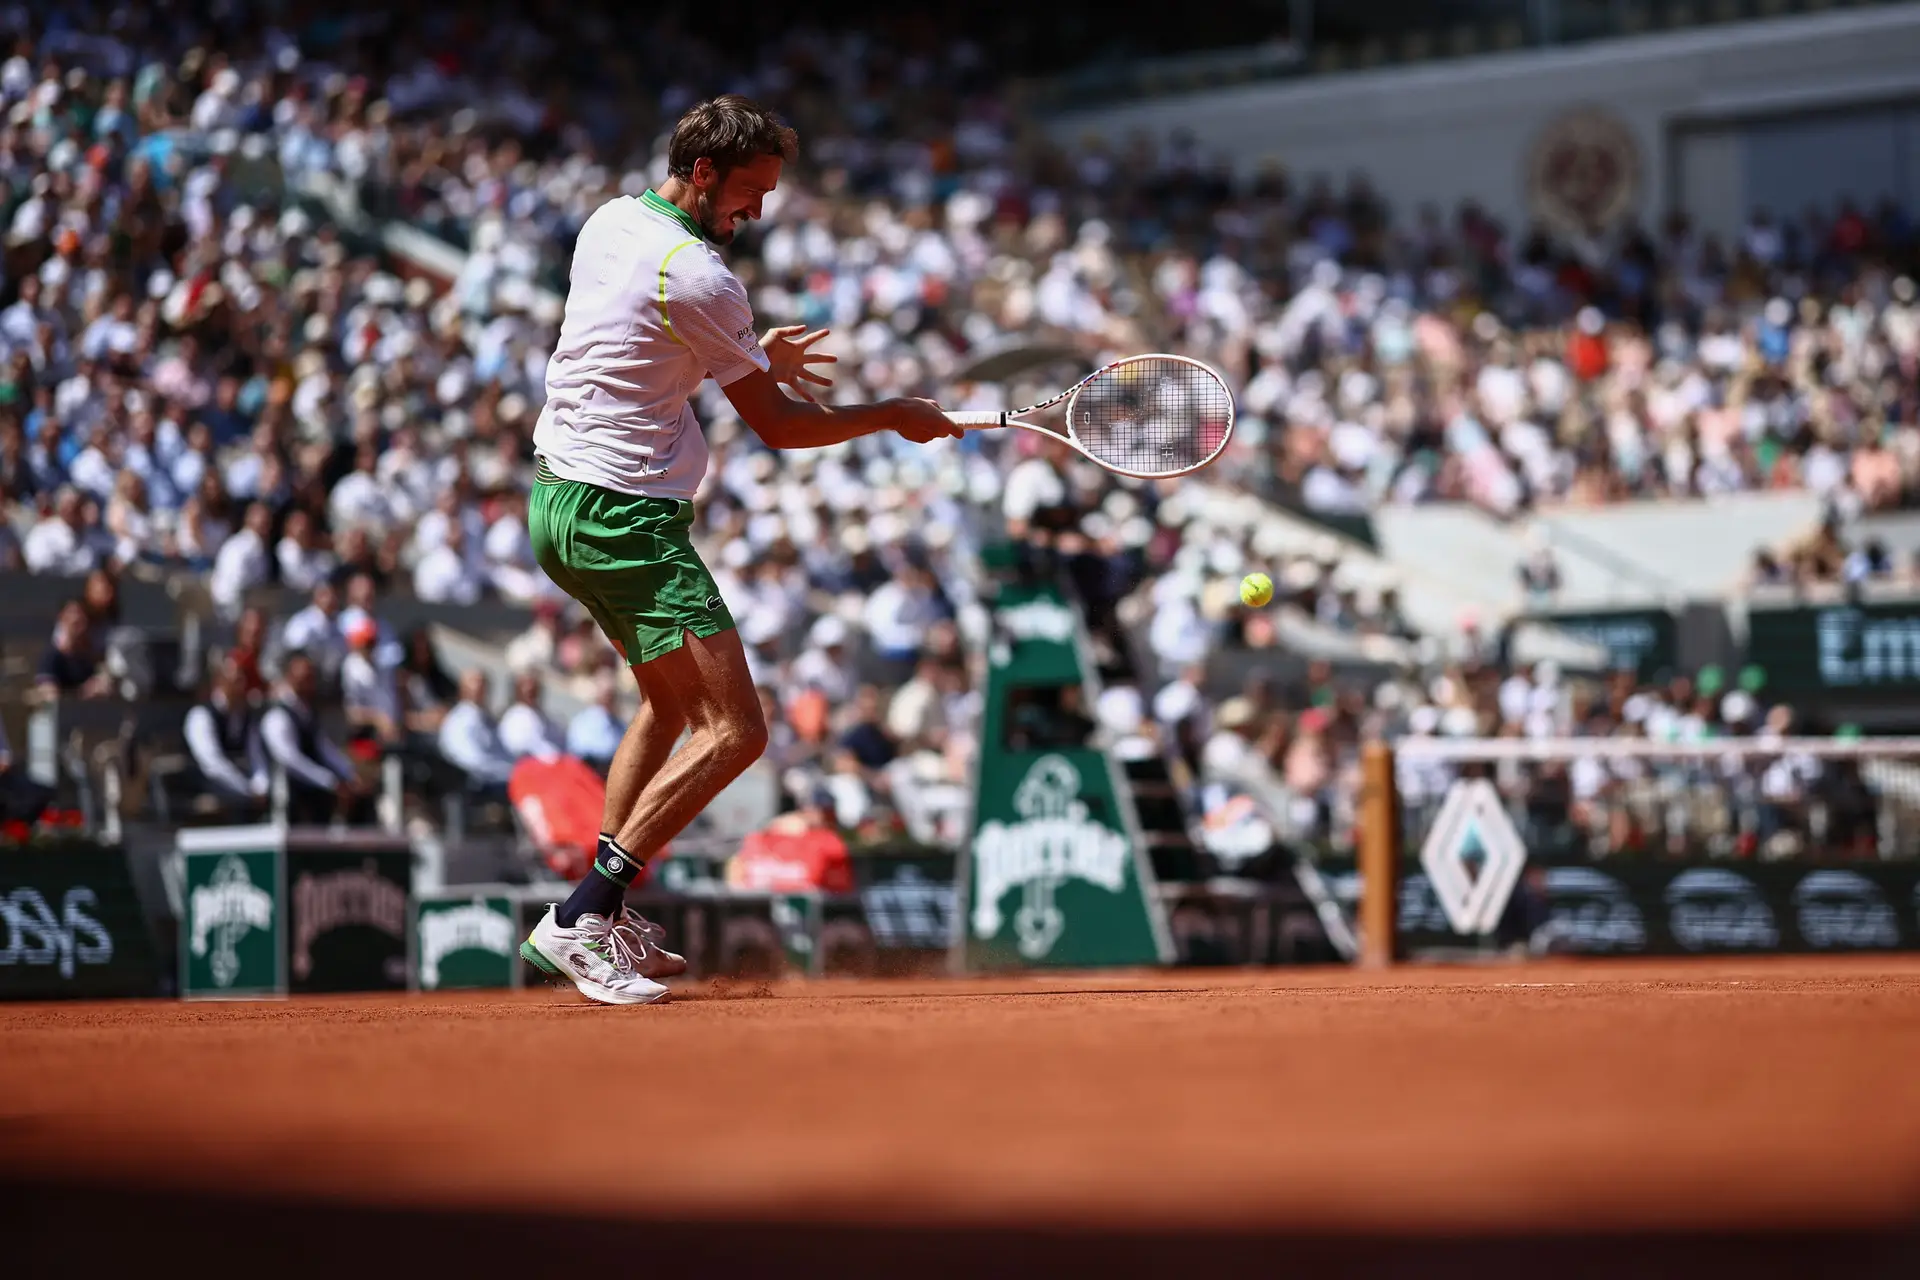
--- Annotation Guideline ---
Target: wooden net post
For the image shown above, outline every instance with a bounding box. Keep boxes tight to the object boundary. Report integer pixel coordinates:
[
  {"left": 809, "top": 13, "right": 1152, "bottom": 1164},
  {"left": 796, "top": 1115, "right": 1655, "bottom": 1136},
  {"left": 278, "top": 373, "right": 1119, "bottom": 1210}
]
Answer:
[{"left": 1357, "top": 740, "right": 1400, "bottom": 968}]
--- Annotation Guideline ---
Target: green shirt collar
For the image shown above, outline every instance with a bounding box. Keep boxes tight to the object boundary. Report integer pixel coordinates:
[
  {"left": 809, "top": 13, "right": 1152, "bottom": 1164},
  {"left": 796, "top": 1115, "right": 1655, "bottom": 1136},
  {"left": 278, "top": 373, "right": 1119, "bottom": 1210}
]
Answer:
[{"left": 641, "top": 189, "right": 707, "bottom": 242}]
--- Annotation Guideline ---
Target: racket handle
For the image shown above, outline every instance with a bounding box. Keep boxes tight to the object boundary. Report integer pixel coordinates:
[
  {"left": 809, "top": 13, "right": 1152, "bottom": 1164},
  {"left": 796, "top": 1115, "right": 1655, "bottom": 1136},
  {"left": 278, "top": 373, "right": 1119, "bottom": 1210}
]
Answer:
[{"left": 944, "top": 412, "right": 1005, "bottom": 427}]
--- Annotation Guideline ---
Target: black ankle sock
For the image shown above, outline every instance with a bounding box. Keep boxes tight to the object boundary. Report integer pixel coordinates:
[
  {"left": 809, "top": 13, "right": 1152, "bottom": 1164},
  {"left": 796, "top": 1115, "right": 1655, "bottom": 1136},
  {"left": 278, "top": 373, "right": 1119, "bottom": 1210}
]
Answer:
[{"left": 555, "top": 835, "right": 642, "bottom": 928}]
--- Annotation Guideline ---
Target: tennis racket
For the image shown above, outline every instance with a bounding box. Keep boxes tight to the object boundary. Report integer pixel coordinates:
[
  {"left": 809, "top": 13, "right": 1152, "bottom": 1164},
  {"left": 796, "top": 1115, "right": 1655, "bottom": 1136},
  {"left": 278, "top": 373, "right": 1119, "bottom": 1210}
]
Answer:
[{"left": 945, "top": 353, "right": 1236, "bottom": 480}]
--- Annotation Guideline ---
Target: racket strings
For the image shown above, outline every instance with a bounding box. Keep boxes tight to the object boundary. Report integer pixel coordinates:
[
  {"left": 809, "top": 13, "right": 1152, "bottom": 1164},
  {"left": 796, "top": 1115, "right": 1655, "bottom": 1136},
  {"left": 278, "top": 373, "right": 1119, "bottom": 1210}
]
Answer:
[{"left": 1066, "top": 357, "right": 1234, "bottom": 477}]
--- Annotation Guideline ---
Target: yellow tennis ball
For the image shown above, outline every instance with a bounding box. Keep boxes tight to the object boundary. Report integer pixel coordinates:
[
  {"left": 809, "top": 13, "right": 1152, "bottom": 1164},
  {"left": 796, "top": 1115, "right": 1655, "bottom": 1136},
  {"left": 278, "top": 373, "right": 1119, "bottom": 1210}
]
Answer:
[{"left": 1240, "top": 572, "right": 1273, "bottom": 607}]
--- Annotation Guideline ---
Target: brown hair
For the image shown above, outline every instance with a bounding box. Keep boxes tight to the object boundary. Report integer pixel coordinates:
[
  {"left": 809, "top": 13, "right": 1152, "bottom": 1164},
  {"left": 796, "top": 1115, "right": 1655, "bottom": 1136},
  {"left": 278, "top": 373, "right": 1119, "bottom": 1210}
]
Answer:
[{"left": 667, "top": 95, "right": 798, "bottom": 180}]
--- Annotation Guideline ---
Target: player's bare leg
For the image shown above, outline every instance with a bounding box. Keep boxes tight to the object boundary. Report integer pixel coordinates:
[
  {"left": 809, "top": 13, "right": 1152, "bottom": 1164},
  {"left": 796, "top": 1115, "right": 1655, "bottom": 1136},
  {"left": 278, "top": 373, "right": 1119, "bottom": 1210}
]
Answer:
[
  {"left": 522, "top": 629, "right": 766, "bottom": 1004},
  {"left": 613, "top": 628, "right": 768, "bottom": 858},
  {"left": 601, "top": 649, "right": 689, "bottom": 847}
]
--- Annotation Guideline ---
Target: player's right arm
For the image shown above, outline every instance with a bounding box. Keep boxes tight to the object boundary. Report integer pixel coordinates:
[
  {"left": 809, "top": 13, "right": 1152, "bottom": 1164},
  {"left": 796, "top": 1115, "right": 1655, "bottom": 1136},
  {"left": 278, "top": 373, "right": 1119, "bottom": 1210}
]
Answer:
[
  {"left": 666, "top": 251, "right": 959, "bottom": 448},
  {"left": 722, "top": 368, "right": 960, "bottom": 449}
]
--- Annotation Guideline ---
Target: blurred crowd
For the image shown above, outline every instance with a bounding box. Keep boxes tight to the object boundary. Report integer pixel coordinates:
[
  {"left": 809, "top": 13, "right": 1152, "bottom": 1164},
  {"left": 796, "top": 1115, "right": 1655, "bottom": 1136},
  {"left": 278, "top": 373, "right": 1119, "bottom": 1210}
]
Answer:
[
  {"left": 1165, "top": 646, "right": 1854, "bottom": 864},
  {"left": 0, "top": 0, "right": 1912, "bottom": 857}
]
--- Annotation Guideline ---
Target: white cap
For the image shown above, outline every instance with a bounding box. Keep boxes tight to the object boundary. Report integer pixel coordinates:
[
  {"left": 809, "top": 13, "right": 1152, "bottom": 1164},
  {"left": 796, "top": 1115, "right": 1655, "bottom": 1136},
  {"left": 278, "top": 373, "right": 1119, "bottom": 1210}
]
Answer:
[
  {"left": 1096, "top": 686, "right": 1144, "bottom": 735},
  {"left": 808, "top": 616, "right": 849, "bottom": 649}
]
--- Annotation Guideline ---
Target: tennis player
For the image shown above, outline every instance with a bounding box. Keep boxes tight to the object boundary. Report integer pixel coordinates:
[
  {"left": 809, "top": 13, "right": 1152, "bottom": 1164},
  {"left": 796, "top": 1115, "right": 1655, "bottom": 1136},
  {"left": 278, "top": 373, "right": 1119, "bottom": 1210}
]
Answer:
[{"left": 520, "top": 95, "right": 961, "bottom": 1003}]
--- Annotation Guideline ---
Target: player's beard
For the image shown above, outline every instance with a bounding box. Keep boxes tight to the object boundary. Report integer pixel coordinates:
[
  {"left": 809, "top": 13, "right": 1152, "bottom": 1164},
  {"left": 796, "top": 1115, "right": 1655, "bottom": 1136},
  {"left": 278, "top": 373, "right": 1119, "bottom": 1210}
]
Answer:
[{"left": 695, "top": 191, "right": 736, "bottom": 245}]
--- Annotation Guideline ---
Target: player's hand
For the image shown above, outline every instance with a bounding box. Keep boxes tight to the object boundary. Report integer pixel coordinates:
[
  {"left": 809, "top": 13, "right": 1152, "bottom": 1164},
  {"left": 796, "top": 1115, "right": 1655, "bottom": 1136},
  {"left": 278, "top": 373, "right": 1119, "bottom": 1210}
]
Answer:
[
  {"left": 761, "top": 325, "right": 836, "bottom": 402},
  {"left": 889, "top": 397, "right": 965, "bottom": 444}
]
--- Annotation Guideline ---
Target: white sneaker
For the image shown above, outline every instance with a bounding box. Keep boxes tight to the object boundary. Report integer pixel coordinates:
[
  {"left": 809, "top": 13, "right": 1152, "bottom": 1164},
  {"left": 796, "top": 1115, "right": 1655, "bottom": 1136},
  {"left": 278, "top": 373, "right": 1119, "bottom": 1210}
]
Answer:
[
  {"left": 521, "top": 906, "right": 671, "bottom": 1005},
  {"left": 611, "top": 906, "right": 688, "bottom": 979}
]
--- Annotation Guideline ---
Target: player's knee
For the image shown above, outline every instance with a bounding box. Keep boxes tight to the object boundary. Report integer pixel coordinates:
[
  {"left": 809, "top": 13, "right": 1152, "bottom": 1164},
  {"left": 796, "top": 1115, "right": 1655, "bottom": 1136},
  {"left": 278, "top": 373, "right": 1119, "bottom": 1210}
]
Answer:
[{"left": 712, "top": 701, "right": 768, "bottom": 767}]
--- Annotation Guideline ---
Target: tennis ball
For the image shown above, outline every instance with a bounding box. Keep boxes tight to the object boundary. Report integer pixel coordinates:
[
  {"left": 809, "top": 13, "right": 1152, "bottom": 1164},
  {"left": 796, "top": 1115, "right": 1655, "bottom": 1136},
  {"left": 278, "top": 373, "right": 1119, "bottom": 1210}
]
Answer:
[{"left": 1239, "top": 572, "right": 1274, "bottom": 607}]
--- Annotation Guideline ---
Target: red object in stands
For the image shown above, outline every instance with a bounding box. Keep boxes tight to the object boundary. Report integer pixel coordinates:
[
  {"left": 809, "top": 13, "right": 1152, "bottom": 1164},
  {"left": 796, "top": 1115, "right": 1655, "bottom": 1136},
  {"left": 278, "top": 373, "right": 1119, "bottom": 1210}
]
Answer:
[
  {"left": 727, "top": 818, "right": 854, "bottom": 894},
  {"left": 509, "top": 755, "right": 647, "bottom": 884},
  {"left": 1568, "top": 330, "right": 1609, "bottom": 381}
]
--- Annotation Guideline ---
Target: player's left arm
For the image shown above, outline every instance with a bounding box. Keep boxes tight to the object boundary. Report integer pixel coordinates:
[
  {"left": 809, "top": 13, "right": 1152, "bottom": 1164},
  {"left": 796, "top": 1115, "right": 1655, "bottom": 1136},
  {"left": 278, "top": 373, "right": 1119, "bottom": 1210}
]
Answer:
[
  {"left": 759, "top": 325, "right": 836, "bottom": 402},
  {"left": 670, "top": 257, "right": 956, "bottom": 448}
]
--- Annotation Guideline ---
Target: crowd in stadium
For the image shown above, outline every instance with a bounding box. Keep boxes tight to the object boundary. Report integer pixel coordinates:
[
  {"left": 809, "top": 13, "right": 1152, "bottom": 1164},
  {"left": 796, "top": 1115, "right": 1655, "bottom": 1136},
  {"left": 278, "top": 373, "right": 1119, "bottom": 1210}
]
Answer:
[{"left": 0, "top": 0, "right": 1911, "bottom": 860}]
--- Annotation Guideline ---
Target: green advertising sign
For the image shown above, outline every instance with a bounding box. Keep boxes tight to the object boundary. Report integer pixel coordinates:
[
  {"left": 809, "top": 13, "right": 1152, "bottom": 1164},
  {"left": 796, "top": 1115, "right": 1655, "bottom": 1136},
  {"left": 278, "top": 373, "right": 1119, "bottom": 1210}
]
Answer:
[
  {"left": 286, "top": 845, "right": 412, "bottom": 994},
  {"left": 0, "top": 845, "right": 164, "bottom": 1000},
  {"left": 1747, "top": 599, "right": 1920, "bottom": 697},
  {"left": 957, "top": 582, "right": 1171, "bottom": 971},
  {"left": 1538, "top": 609, "right": 1679, "bottom": 680},
  {"left": 414, "top": 894, "right": 519, "bottom": 991},
  {"left": 181, "top": 847, "right": 282, "bottom": 999}
]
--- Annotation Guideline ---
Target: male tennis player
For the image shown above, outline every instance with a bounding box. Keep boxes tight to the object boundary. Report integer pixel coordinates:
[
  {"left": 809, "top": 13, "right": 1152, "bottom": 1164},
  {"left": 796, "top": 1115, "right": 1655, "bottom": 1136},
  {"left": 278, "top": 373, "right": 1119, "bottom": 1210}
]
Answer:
[{"left": 520, "top": 96, "right": 961, "bottom": 1003}]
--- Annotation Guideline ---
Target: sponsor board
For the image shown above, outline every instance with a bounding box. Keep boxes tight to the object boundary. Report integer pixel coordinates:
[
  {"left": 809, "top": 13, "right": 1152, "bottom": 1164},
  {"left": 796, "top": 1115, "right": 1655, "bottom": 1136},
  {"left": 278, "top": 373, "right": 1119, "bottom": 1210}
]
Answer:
[
  {"left": 180, "top": 828, "right": 414, "bottom": 999},
  {"left": 0, "top": 846, "right": 164, "bottom": 1000},
  {"left": 956, "top": 579, "right": 1171, "bottom": 971},
  {"left": 1664, "top": 868, "right": 1780, "bottom": 952},
  {"left": 1792, "top": 870, "right": 1900, "bottom": 951},
  {"left": 289, "top": 853, "right": 411, "bottom": 992},
  {"left": 1303, "top": 857, "right": 1920, "bottom": 956},
  {"left": 182, "top": 848, "right": 282, "bottom": 999},
  {"left": 415, "top": 895, "right": 519, "bottom": 990},
  {"left": 1417, "top": 779, "right": 1528, "bottom": 936},
  {"left": 1538, "top": 866, "right": 1647, "bottom": 954}
]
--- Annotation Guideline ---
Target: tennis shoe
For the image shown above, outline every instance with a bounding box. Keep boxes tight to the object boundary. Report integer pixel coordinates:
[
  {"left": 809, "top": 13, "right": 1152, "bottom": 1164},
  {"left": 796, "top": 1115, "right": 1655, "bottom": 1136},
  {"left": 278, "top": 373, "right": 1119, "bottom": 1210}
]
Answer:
[
  {"left": 610, "top": 905, "right": 687, "bottom": 978},
  {"left": 520, "top": 905, "right": 671, "bottom": 1005}
]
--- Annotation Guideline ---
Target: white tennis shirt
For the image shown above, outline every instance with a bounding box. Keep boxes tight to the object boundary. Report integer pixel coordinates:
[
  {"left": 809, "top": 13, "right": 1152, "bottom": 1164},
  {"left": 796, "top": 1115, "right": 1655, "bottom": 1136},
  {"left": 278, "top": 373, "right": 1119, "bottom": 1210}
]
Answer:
[{"left": 533, "top": 190, "right": 770, "bottom": 499}]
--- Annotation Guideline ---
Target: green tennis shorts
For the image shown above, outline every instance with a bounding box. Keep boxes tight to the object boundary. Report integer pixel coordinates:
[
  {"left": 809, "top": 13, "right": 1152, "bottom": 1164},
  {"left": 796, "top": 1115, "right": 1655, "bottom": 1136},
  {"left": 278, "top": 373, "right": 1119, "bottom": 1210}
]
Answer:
[{"left": 528, "top": 460, "right": 734, "bottom": 666}]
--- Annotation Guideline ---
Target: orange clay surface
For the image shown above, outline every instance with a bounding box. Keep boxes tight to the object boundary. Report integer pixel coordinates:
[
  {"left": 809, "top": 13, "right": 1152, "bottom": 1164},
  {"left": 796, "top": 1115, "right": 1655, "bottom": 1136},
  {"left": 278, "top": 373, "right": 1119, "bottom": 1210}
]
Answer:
[{"left": 4, "top": 956, "right": 1920, "bottom": 1235}]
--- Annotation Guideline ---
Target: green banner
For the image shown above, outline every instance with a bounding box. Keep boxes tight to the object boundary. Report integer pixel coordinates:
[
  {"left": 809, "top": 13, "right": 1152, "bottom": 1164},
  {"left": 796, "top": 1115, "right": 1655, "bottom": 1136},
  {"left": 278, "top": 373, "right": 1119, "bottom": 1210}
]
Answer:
[
  {"left": 1535, "top": 608, "right": 1678, "bottom": 680},
  {"left": 957, "top": 582, "right": 1170, "bottom": 971},
  {"left": 182, "top": 848, "right": 282, "bottom": 999},
  {"left": 414, "top": 894, "right": 519, "bottom": 990},
  {"left": 0, "top": 845, "right": 164, "bottom": 1000},
  {"left": 286, "top": 845, "right": 411, "bottom": 994},
  {"left": 1748, "top": 599, "right": 1920, "bottom": 697}
]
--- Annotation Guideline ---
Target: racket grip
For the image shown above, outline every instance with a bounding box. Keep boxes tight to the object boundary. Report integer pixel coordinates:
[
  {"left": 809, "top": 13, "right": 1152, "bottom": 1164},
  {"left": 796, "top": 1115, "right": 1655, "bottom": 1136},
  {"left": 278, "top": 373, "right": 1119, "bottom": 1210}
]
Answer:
[{"left": 944, "top": 412, "right": 1005, "bottom": 427}]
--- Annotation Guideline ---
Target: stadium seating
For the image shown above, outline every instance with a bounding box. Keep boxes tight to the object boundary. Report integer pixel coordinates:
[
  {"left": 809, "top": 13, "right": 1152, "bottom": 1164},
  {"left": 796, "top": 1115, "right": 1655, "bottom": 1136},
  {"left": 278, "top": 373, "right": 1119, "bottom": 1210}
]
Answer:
[{"left": 2, "top": 0, "right": 1916, "bottom": 884}]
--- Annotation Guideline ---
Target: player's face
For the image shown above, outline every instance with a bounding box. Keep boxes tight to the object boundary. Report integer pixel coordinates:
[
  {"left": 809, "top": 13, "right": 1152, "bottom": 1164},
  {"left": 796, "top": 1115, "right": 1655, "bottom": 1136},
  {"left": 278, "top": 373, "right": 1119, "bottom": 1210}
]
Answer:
[{"left": 694, "top": 154, "right": 782, "bottom": 244}]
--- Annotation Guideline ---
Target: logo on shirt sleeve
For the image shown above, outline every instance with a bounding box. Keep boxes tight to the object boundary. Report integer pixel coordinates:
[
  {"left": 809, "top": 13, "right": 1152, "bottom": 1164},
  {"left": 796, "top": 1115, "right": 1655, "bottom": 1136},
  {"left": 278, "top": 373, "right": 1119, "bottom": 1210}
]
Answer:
[{"left": 734, "top": 323, "right": 756, "bottom": 348}]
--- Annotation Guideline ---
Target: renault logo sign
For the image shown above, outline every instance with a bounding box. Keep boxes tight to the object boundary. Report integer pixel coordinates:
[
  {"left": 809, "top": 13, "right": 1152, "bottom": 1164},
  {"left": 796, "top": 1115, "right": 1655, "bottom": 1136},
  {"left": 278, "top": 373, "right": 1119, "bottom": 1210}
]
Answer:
[{"left": 1418, "top": 779, "right": 1527, "bottom": 935}]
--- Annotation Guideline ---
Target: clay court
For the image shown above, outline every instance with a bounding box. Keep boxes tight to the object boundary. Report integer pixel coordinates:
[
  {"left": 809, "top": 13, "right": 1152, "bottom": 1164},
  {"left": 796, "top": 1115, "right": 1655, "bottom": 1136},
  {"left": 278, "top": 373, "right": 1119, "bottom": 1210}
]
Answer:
[{"left": 6, "top": 955, "right": 1920, "bottom": 1276}]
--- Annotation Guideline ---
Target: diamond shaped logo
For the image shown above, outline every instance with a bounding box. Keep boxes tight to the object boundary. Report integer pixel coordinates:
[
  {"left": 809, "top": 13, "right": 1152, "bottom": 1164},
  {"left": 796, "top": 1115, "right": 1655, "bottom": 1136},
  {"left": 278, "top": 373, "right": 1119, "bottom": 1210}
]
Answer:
[{"left": 1418, "top": 778, "right": 1527, "bottom": 935}]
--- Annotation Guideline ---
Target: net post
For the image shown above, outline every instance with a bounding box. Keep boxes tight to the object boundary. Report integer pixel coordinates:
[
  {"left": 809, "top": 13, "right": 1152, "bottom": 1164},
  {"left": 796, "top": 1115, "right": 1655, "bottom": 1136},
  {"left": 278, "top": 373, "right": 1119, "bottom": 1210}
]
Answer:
[{"left": 1357, "top": 740, "right": 1400, "bottom": 968}]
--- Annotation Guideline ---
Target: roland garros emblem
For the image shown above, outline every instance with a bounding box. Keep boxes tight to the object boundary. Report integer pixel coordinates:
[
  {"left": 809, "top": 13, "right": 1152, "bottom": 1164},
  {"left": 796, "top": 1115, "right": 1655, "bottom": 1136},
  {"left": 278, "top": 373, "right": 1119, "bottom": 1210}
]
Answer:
[{"left": 1526, "top": 107, "right": 1641, "bottom": 234}]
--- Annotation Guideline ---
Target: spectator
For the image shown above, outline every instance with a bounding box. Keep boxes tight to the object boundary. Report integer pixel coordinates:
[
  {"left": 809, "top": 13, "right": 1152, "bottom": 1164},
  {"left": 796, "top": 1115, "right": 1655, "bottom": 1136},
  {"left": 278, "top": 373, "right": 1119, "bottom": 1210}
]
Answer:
[
  {"left": 341, "top": 616, "right": 401, "bottom": 744},
  {"left": 227, "top": 606, "right": 271, "bottom": 702},
  {"left": 566, "top": 670, "right": 628, "bottom": 774},
  {"left": 398, "top": 625, "right": 460, "bottom": 734},
  {"left": 483, "top": 490, "right": 545, "bottom": 604},
  {"left": 181, "top": 655, "right": 269, "bottom": 816},
  {"left": 838, "top": 685, "right": 898, "bottom": 770},
  {"left": 81, "top": 567, "right": 121, "bottom": 630},
  {"left": 0, "top": 715, "right": 53, "bottom": 826},
  {"left": 504, "top": 596, "right": 566, "bottom": 674},
  {"left": 437, "top": 669, "right": 517, "bottom": 788},
  {"left": 415, "top": 518, "right": 483, "bottom": 605},
  {"left": 209, "top": 501, "right": 273, "bottom": 618},
  {"left": 279, "top": 580, "right": 349, "bottom": 684},
  {"left": 863, "top": 561, "right": 945, "bottom": 681},
  {"left": 258, "top": 652, "right": 372, "bottom": 825},
  {"left": 275, "top": 508, "right": 336, "bottom": 593},
  {"left": 790, "top": 615, "right": 856, "bottom": 704},
  {"left": 498, "top": 671, "right": 565, "bottom": 763},
  {"left": 1518, "top": 531, "right": 1562, "bottom": 608},
  {"left": 36, "top": 599, "right": 113, "bottom": 700},
  {"left": 727, "top": 787, "right": 854, "bottom": 893},
  {"left": 337, "top": 571, "right": 404, "bottom": 670},
  {"left": 22, "top": 487, "right": 99, "bottom": 576}
]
